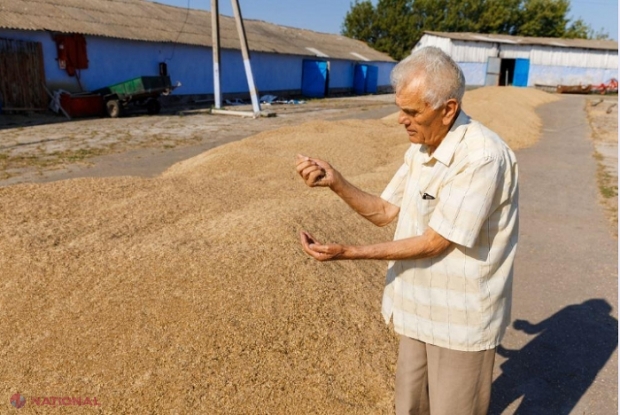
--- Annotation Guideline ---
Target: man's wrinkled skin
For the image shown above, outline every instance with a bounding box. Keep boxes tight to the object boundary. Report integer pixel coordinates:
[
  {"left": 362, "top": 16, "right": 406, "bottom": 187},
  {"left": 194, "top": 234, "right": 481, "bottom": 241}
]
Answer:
[{"left": 295, "top": 74, "right": 458, "bottom": 263}]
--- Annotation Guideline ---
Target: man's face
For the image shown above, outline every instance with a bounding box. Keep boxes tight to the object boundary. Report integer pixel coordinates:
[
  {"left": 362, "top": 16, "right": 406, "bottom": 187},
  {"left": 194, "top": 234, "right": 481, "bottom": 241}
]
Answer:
[{"left": 395, "top": 77, "right": 455, "bottom": 152}]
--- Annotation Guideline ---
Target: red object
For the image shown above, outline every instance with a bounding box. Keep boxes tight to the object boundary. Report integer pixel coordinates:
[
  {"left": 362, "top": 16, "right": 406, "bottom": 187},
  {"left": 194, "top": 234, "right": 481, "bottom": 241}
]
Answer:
[
  {"left": 54, "top": 34, "right": 89, "bottom": 77},
  {"left": 592, "top": 78, "right": 618, "bottom": 95},
  {"left": 59, "top": 93, "right": 104, "bottom": 117}
]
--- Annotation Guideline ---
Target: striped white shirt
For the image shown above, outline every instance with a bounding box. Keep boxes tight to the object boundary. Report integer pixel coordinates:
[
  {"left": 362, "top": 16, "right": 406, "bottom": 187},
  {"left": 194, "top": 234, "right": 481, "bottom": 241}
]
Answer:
[{"left": 380, "top": 111, "right": 519, "bottom": 352}]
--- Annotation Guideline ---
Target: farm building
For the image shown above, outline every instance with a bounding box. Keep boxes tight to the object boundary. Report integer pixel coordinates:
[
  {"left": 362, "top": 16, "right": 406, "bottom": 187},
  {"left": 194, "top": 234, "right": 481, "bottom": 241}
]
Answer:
[
  {"left": 415, "top": 31, "right": 618, "bottom": 88},
  {"left": 0, "top": 0, "right": 395, "bottom": 111}
]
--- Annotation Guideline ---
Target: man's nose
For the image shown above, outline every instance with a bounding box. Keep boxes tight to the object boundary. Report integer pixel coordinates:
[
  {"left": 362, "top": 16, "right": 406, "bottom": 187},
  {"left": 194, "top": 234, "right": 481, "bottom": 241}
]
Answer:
[{"left": 398, "top": 112, "right": 409, "bottom": 125}]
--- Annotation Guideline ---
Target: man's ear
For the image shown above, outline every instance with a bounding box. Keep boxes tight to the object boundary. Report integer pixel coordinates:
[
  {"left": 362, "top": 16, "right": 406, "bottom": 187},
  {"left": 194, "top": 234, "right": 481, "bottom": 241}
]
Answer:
[{"left": 442, "top": 99, "right": 459, "bottom": 126}]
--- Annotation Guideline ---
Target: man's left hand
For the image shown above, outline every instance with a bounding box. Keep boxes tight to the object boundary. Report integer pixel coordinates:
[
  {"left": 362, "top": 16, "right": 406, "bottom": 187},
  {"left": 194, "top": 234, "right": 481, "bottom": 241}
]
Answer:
[{"left": 300, "top": 230, "right": 346, "bottom": 261}]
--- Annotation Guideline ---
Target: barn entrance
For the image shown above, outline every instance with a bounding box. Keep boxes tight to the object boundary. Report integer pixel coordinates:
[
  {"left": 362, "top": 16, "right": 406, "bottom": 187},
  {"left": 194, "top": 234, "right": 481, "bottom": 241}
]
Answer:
[
  {"left": 0, "top": 38, "right": 47, "bottom": 111},
  {"left": 486, "top": 57, "right": 530, "bottom": 87},
  {"left": 499, "top": 59, "right": 515, "bottom": 86}
]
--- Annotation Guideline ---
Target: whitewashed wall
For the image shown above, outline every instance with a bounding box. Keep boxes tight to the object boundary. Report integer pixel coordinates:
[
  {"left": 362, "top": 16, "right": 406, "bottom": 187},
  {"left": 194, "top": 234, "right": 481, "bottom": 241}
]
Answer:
[
  {"left": 530, "top": 46, "right": 617, "bottom": 69},
  {"left": 415, "top": 35, "right": 496, "bottom": 62},
  {"left": 457, "top": 62, "right": 486, "bottom": 85},
  {"left": 529, "top": 66, "right": 617, "bottom": 86},
  {"left": 499, "top": 44, "right": 531, "bottom": 59}
]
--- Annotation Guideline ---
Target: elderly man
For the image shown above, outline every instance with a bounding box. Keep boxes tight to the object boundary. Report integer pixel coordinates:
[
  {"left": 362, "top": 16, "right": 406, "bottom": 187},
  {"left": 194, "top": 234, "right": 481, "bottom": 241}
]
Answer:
[{"left": 295, "top": 46, "right": 518, "bottom": 415}]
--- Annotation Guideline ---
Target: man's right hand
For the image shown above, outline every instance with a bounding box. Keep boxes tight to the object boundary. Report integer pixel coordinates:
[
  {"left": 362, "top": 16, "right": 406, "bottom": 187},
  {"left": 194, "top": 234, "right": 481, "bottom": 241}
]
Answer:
[{"left": 295, "top": 154, "right": 339, "bottom": 188}]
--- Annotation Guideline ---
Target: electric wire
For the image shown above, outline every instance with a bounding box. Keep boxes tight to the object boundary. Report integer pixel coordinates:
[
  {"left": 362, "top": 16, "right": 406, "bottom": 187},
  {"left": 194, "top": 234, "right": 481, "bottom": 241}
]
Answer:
[{"left": 164, "top": 0, "right": 192, "bottom": 62}]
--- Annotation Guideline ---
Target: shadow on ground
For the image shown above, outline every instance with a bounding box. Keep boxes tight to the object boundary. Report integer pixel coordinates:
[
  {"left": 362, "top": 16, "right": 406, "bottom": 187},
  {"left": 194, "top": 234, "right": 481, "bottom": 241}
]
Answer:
[{"left": 490, "top": 299, "right": 617, "bottom": 414}]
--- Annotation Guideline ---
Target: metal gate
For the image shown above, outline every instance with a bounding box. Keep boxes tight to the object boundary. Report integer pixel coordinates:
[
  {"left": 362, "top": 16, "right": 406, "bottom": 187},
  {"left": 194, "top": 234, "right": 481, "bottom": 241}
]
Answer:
[
  {"left": 485, "top": 57, "right": 500, "bottom": 86},
  {"left": 0, "top": 38, "right": 47, "bottom": 111}
]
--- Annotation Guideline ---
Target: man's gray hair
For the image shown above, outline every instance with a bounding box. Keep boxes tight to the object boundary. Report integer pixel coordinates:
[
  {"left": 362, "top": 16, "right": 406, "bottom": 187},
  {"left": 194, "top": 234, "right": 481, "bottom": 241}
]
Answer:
[{"left": 391, "top": 46, "right": 466, "bottom": 109}]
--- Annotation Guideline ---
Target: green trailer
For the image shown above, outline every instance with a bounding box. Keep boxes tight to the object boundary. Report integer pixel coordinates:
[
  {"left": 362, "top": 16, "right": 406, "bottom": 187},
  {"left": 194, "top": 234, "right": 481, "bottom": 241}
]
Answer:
[{"left": 93, "top": 76, "right": 179, "bottom": 117}]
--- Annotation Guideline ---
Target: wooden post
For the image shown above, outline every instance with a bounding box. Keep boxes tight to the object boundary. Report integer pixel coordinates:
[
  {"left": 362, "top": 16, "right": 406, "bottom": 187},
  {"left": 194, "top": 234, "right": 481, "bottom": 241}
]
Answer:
[
  {"left": 211, "top": 0, "right": 222, "bottom": 109},
  {"left": 230, "top": 0, "right": 261, "bottom": 116}
]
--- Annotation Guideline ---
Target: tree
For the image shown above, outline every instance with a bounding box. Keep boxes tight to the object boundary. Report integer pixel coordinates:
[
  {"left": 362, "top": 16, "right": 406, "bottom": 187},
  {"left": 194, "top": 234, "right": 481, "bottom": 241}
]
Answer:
[
  {"left": 517, "top": 0, "right": 570, "bottom": 38},
  {"left": 341, "top": 0, "right": 601, "bottom": 60},
  {"left": 373, "top": 0, "right": 418, "bottom": 60},
  {"left": 341, "top": 1, "right": 380, "bottom": 45},
  {"left": 564, "top": 18, "right": 592, "bottom": 39},
  {"left": 476, "top": 0, "right": 522, "bottom": 35}
]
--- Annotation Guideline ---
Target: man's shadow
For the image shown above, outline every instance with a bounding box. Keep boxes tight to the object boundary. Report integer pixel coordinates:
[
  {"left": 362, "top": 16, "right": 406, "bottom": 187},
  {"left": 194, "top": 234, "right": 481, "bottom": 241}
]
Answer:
[{"left": 490, "top": 299, "right": 617, "bottom": 415}]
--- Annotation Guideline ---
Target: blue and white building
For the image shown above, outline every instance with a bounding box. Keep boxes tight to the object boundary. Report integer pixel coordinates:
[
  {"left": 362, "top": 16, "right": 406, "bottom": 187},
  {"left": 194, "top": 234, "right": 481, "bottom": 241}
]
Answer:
[
  {"left": 0, "top": 0, "right": 395, "bottom": 109},
  {"left": 415, "top": 31, "right": 618, "bottom": 87}
]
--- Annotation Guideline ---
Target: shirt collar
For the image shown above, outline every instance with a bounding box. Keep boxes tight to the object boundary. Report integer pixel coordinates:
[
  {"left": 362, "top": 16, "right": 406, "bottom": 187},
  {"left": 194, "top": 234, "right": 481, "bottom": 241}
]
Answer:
[{"left": 427, "top": 110, "right": 470, "bottom": 166}]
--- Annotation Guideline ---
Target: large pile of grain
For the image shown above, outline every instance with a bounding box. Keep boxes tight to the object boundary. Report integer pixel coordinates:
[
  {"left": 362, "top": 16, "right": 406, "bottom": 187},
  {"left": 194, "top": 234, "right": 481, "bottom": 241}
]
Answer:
[
  {"left": 384, "top": 86, "right": 559, "bottom": 150},
  {"left": 0, "top": 87, "right": 557, "bottom": 414}
]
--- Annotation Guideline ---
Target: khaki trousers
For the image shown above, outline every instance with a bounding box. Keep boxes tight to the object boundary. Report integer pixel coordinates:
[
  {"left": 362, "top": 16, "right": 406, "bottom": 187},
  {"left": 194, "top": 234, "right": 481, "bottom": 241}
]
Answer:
[{"left": 395, "top": 335, "right": 496, "bottom": 415}]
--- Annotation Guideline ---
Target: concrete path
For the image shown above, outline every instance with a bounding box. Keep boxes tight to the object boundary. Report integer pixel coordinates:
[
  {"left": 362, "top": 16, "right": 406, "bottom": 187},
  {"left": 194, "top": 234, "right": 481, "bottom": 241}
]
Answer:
[{"left": 490, "top": 95, "right": 618, "bottom": 414}]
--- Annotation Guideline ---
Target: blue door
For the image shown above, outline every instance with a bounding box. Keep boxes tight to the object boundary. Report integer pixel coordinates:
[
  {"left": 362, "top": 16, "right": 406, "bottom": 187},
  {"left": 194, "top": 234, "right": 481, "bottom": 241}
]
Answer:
[
  {"left": 302, "top": 60, "right": 328, "bottom": 98},
  {"left": 353, "top": 64, "right": 368, "bottom": 95},
  {"left": 365, "top": 65, "right": 379, "bottom": 94},
  {"left": 513, "top": 59, "right": 530, "bottom": 87}
]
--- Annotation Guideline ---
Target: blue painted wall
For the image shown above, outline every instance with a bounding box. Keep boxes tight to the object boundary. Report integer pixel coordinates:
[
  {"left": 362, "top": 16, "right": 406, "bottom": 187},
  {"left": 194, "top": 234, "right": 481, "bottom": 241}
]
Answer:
[
  {"left": 369, "top": 61, "right": 397, "bottom": 87},
  {"left": 0, "top": 29, "right": 394, "bottom": 96},
  {"left": 328, "top": 59, "right": 355, "bottom": 89}
]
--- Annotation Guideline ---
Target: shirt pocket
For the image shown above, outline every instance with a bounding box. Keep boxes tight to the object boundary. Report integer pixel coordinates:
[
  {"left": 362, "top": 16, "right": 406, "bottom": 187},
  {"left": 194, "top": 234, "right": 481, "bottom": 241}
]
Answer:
[{"left": 417, "top": 191, "right": 439, "bottom": 231}]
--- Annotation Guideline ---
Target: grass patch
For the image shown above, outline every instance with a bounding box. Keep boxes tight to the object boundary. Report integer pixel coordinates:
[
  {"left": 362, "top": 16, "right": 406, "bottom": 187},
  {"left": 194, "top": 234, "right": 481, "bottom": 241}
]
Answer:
[
  {"left": 52, "top": 148, "right": 108, "bottom": 163},
  {"left": 600, "top": 184, "right": 618, "bottom": 199}
]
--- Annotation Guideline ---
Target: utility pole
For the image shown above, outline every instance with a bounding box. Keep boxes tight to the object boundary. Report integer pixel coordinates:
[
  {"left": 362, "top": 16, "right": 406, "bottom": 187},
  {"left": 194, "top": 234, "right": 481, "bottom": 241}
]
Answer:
[
  {"left": 211, "top": 0, "right": 221, "bottom": 109},
  {"left": 230, "top": 0, "right": 261, "bottom": 116}
]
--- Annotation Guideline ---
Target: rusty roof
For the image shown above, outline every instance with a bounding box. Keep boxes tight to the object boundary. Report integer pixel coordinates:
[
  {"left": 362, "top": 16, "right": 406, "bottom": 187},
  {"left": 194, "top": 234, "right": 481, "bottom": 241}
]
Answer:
[
  {"left": 424, "top": 31, "right": 618, "bottom": 51},
  {"left": 0, "top": 0, "right": 395, "bottom": 61}
]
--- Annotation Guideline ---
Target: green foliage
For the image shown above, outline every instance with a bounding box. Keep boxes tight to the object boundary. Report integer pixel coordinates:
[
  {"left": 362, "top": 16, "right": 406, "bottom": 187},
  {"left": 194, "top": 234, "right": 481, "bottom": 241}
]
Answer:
[
  {"left": 564, "top": 18, "right": 591, "bottom": 39},
  {"left": 341, "top": 0, "right": 603, "bottom": 60},
  {"left": 341, "top": 1, "right": 379, "bottom": 44},
  {"left": 518, "top": 0, "right": 570, "bottom": 37}
]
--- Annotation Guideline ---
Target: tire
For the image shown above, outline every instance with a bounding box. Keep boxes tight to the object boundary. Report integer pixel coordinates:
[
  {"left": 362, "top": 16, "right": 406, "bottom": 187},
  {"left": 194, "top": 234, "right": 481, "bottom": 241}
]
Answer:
[
  {"left": 146, "top": 99, "right": 161, "bottom": 115},
  {"left": 106, "top": 100, "right": 122, "bottom": 118}
]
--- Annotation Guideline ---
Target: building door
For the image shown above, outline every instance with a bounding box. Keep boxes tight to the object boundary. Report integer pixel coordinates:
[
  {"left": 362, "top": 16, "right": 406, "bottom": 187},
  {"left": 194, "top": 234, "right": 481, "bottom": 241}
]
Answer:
[
  {"left": 353, "top": 64, "right": 379, "bottom": 95},
  {"left": 513, "top": 58, "right": 530, "bottom": 87},
  {"left": 499, "top": 59, "right": 516, "bottom": 86},
  {"left": 485, "top": 57, "right": 500, "bottom": 86},
  {"left": 365, "top": 65, "right": 379, "bottom": 94},
  {"left": 353, "top": 64, "right": 368, "bottom": 95},
  {"left": 0, "top": 38, "right": 47, "bottom": 110},
  {"left": 301, "top": 60, "right": 329, "bottom": 98}
]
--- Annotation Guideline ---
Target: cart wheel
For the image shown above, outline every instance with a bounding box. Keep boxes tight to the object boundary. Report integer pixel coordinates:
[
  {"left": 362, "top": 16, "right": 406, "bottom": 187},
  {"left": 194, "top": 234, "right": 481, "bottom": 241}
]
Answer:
[
  {"left": 106, "top": 100, "right": 122, "bottom": 118},
  {"left": 146, "top": 99, "right": 161, "bottom": 115}
]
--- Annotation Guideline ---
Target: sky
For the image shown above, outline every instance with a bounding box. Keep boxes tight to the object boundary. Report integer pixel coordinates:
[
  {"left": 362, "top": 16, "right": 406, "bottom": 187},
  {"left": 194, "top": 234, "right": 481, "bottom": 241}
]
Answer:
[{"left": 153, "top": 0, "right": 618, "bottom": 41}]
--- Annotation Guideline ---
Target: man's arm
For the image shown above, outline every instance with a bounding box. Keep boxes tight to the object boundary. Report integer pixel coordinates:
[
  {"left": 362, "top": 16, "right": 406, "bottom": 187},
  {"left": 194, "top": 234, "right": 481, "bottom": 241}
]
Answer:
[
  {"left": 296, "top": 154, "right": 399, "bottom": 227},
  {"left": 300, "top": 227, "right": 452, "bottom": 262}
]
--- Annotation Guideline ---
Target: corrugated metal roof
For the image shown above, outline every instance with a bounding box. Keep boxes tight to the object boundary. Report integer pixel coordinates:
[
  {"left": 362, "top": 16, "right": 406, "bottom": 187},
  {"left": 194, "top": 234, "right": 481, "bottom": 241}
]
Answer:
[
  {"left": 424, "top": 31, "right": 618, "bottom": 52},
  {"left": 0, "top": 0, "right": 395, "bottom": 62}
]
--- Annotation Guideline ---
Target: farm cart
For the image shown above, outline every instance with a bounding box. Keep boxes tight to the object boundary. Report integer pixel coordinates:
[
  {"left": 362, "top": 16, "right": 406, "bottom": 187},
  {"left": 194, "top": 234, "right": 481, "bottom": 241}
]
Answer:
[{"left": 93, "top": 76, "right": 180, "bottom": 118}]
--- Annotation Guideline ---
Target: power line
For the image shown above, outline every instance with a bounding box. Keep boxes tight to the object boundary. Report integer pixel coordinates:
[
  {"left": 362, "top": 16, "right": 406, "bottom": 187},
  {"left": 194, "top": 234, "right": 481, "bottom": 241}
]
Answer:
[{"left": 164, "top": 0, "right": 192, "bottom": 62}]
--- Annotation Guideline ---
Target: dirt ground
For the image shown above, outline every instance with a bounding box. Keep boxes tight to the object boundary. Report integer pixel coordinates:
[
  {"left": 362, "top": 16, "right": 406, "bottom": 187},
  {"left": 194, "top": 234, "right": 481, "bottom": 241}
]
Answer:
[
  {"left": 0, "top": 88, "right": 565, "bottom": 414},
  {"left": 0, "top": 95, "right": 398, "bottom": 186},
  {"left": 585, "top": 96, "right": 618, "bottom": 234}
]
